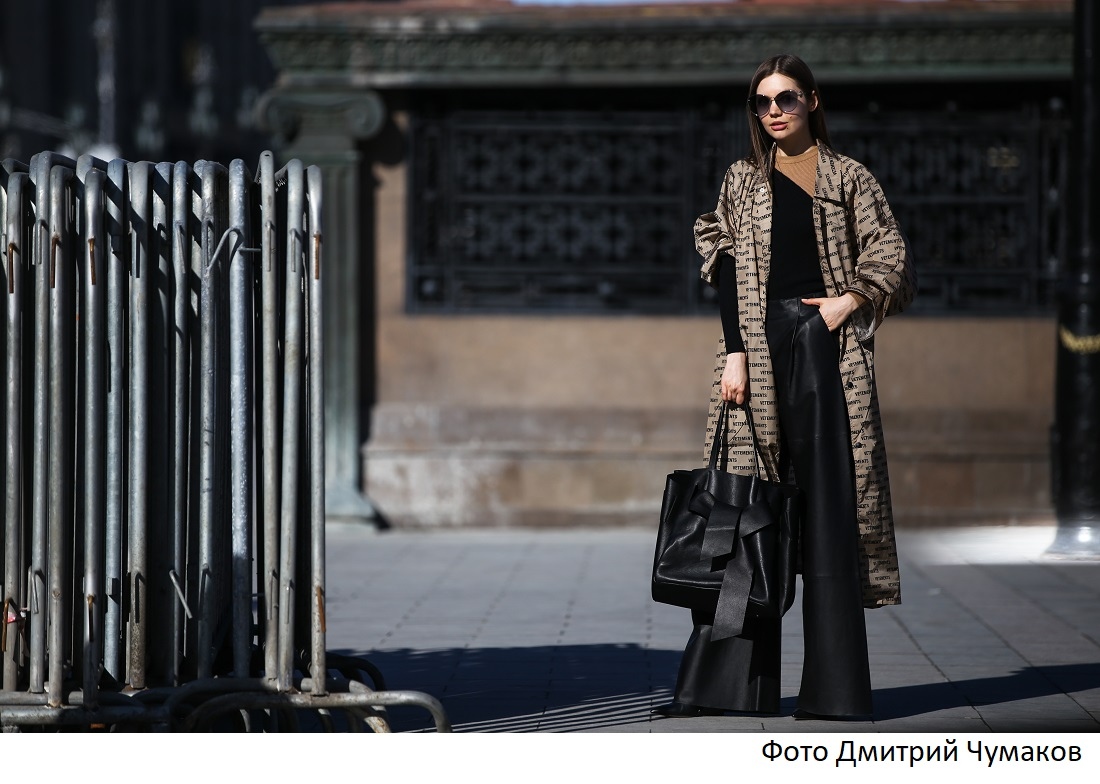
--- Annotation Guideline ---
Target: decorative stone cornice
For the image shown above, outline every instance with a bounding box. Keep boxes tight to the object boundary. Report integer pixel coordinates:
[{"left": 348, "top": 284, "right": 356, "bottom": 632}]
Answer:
[{"left": 256, "top": 1, "right": 1072, "bottom": 88}]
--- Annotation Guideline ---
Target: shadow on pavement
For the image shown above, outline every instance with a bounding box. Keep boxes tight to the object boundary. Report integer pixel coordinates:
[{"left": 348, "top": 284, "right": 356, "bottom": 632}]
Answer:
[
  {"left": 336, "top": 644, "right": 680, "bottom": 732},
  {"left": 337, "top": 647, "right": 1100, "bottom": 732},
  {"left": 872, "top": 662, "right": 1100, "bottom": 722}
]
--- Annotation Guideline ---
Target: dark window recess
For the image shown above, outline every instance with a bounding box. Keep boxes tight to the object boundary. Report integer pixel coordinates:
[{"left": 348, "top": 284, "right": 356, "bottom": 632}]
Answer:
[{"left": 407, "top": 105, "right": 1067, "bottom": 316}]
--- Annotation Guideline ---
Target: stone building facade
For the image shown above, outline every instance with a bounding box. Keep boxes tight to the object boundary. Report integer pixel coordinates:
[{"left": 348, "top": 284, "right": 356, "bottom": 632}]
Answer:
[{"left": 256, "top": 0, "right": 1072, "bottom": 527}]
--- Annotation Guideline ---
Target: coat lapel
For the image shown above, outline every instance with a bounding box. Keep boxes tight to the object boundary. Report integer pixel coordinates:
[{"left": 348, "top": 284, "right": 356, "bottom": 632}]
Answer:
[
  {"left": 751, "top": 170, "right": 772, "bottom": 322},
  {"left": 812, "top": 147, "right": 851, "bottom": 299}
]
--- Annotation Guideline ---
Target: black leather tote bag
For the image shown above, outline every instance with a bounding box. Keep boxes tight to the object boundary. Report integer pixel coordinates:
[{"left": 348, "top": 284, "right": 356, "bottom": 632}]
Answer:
[{"left": 651, "top": 402, "right": 802, "bottom": 641}]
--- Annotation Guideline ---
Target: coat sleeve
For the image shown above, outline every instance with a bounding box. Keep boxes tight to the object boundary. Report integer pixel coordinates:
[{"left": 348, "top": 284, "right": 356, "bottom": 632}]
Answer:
[
  {"left": 695, "top": 164, "right": 743, "bottom": 289},
  {"left": 841, "top": 164, "right": 917, "bottom": 342}
]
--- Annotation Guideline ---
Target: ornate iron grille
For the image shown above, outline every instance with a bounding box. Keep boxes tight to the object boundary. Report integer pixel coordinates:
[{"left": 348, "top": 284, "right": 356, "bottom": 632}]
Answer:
[
  {"left": 408, "top": 108, "right": 743, "bottom": 313},
  {"left": 831, "top": 109, "right": 1066, "bottom": 315},
  {"left": 408, "top": 105, "right": 1067, "bottom": 316}
]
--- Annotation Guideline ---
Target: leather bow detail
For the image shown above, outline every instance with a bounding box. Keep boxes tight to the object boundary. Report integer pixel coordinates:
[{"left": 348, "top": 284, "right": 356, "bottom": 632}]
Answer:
[
  {"left": 689, "top": 486, "right": 777, "bottom": 641},
  {"left": 689, "top": 491, "right": 745, "bottom": 563}
]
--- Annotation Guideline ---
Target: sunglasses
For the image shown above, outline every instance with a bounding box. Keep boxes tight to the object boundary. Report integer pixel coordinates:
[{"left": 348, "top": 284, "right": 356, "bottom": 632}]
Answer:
[{"left": 749, "top": 90, "right": 806, "bottom": 118}]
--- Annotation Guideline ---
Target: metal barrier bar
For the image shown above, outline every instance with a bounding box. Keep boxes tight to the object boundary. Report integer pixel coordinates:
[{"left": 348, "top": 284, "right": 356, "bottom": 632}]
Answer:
[
  {"left": 179, "top": 690, "right": 450, "bottom": 733},
  {"left": 228, "top": 159, "right": 253, "bottom": 677},
  {"left": 306, "top": 165, "right": 326, "bottom": 695},
  {"left": 0, "top": 163, "right": 7, "bottom": 647},
  {"left": 169, "top": 161, "right": 191, "bottom": 685},
  {"left": 185, "top": 161, "right": 204, "bottom": 675},
  {"left": 256, "top": 151, "right": 280, "bottom": 684},
  {"left": 46, "top": 164, "right": 76, "bottom": 707},
  {"left": 27, "top": 153, "right": 73, "bottom": 694},
  {"left": 195, "top": 160, "right": 215, "bottom": 679},
  {"left": 27, "top": 156, "right": 46, "bottom": 697},
  {"left": 2, "top": 161, "right": 29, "bottom": 692},
  {"left": 68, "top": 155, "right": 95, "bottom": 700},
  {"left": 195, "top": 160, "right": 229, "bottom": 679},
  {"left": 103, "top": 158, "right": 128, "bottom": 685},
  {"left": 150, "top": 161, "right": 174, "bottom": 686},
  {"left": 276, "top": 159, "right": 304, "bottom": 692},
  {"left": 80, "top": 168, "right": 107, "bottom": 707},
  {"left": 71, "top": 156, "right": 106, "bottom": 699},
  {"left": 127, "top": 161, "right": 151, "bottom": 690},
  {"left": 0, "top": 704, "right": 169, "bottom": 728}
]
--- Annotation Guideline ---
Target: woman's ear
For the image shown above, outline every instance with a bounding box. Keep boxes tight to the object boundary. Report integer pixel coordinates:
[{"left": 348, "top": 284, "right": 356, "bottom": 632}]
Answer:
[{"left": 808, "top": 91, "right": 820, "bottom": 113}]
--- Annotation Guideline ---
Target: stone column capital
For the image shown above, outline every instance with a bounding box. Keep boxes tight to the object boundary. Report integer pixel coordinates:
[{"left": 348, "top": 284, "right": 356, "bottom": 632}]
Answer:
[{"left": 255, "top": 89, "right": 386, "bottom": 148}]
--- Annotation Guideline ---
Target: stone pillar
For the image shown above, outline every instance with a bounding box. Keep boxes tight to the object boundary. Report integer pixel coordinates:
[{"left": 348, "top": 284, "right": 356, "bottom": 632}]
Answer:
[
  {"left": 257, "top": 89, "right": 386, "bottom": 524},
  {"left": 1050, "top": 0, "right": 1100, "bottom": 557}
]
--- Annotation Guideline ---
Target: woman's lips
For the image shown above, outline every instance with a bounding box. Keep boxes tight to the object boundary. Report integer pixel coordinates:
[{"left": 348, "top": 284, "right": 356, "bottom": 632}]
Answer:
[{"left": 770, "top": 122, "right": 788, "bottom": 131}]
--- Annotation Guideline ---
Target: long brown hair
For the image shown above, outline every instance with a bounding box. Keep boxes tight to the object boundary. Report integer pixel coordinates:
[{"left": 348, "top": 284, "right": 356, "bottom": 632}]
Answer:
[{"left": 745, "top": 54, "right": 831, "bottom": 179}]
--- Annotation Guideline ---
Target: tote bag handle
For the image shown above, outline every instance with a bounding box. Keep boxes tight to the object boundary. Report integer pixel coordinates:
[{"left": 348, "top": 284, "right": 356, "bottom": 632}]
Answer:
[{"left": 707, "top": 401, "right": 775, "bottom": 483}]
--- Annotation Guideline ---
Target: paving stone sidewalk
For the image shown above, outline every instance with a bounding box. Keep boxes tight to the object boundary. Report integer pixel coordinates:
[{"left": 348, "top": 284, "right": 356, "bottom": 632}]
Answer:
[{"left": 324, "top": 524, "right": 1100, "bottom": 733}]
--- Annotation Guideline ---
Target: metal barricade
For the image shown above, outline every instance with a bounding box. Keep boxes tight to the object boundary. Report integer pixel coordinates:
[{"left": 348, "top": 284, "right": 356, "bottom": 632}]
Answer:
[{"left": 0, "top": 151, "right": 448, "bottom": 732}]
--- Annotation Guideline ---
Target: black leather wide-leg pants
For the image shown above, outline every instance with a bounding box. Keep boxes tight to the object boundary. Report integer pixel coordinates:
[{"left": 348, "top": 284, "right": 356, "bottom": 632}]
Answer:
[
  {"left": 672, "top": 297, "right": 872, "bottom": 716},
  {"left": 767, "top": 297, "right": 872, "bottom": 717}
]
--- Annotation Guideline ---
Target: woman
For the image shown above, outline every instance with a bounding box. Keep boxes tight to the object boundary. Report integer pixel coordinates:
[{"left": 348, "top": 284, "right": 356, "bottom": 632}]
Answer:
[{"left": 655, "top": 54, "right": 915, "bottom": 720}]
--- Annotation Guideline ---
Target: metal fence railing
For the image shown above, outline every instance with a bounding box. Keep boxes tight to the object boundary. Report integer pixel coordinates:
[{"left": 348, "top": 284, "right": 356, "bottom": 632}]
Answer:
[{"left": 0, "top": 151, "right": 448, "bottom": 731}]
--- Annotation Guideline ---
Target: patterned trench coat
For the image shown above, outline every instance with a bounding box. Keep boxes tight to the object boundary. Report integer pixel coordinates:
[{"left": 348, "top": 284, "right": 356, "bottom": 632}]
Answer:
[{"left": 695, "top": 144, "right": 916, "bottom": 608}]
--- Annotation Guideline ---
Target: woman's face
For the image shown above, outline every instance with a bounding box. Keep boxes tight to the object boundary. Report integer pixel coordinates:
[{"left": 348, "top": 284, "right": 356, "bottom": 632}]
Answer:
[{"left": 753, "top": 73, "right": 818, "bottom": 152}]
